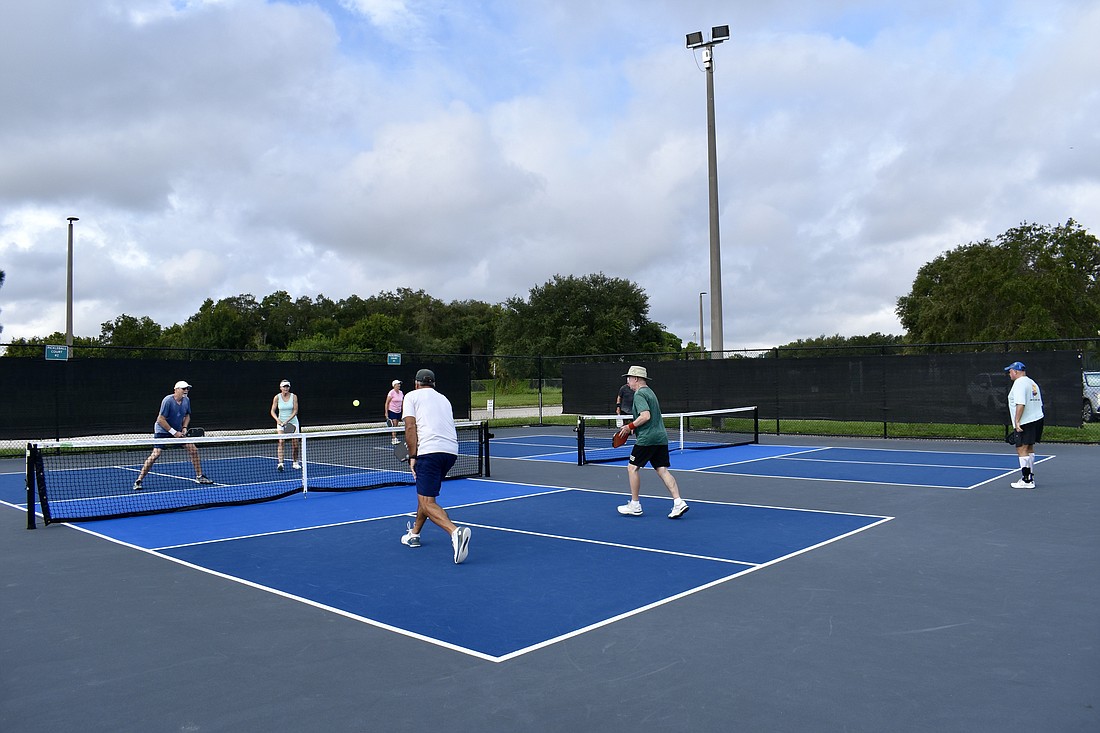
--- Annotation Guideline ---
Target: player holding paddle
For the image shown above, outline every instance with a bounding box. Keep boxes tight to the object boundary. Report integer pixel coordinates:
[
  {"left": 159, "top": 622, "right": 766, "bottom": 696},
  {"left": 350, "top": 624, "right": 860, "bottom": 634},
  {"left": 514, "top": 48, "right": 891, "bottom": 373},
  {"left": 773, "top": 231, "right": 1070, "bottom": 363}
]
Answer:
[
  {"left": 399, "top": 369, "right": 472, "bottom": 564},
  {"left": 270, "top": 379, "right": 300, "bottom": 471},
  {"left": 132, "top": 380, "right": 214, "bottom": 491},
  {"left": 614, "top": 366, "right": 689, "bottom": 518}
]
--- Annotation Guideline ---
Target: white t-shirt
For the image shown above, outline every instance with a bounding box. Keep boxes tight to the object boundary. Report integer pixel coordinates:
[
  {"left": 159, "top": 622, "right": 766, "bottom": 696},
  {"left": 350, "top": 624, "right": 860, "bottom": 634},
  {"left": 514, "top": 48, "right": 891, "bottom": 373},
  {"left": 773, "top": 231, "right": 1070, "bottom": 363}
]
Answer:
[
  {"left": 402, "top": 387, "right": 458, "bottom": 455},
  {"left": 1007, "top": 375, "right": 1044, "bottom": 425}
]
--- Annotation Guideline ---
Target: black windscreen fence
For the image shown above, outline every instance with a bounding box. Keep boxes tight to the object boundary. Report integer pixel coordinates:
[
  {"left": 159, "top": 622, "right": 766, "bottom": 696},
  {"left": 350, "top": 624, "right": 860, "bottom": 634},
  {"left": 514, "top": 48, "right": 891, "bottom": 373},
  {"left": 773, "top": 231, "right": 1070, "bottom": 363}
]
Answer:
[
  {"left": 2, "top": 358, "right": 470, "bottom": 440},
  {"left": 563, "top": 351, "right": 1082, "bottom": 428}
]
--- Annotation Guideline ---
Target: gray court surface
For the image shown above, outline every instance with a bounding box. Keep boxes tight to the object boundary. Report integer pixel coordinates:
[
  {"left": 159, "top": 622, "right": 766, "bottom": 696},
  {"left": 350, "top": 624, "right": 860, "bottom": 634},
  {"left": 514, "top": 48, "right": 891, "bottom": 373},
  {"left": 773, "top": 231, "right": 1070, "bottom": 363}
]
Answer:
[{"left": 2, "top": 433, "right": 1098, "bottom": 733}]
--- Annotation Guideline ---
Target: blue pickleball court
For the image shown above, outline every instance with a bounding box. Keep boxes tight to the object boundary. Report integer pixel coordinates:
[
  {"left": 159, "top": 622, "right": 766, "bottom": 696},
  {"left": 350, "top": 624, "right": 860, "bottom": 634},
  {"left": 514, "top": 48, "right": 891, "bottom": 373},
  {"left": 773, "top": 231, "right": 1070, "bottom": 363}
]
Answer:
[{"left": 56, "top": 479, "right": 890, "bottom": 661}]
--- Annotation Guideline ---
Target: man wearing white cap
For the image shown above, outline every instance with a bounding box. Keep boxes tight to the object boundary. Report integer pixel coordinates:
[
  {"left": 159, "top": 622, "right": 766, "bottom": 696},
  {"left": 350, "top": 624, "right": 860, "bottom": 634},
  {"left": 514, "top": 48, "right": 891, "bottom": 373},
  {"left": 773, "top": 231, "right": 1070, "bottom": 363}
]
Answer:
[
  {"left": 614, "top": 366, "right": 689, "bottom": 518},
  {"left": 1005, "top": 361, "right": 1044, "bottom": 489},
  {"left": 133, "top": 380, "right": 213, "bottom": 490},
  {"left": 384, "top": 378, "right": 404, "bottom": 444}
]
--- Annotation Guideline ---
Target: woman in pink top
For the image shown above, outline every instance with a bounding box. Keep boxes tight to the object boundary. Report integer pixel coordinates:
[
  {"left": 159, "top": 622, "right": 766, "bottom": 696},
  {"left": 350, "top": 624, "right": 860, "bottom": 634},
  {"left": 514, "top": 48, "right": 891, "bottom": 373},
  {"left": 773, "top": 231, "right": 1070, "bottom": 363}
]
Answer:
[{"left": 385, "top": 379, "right": 404, "bottom": 444}]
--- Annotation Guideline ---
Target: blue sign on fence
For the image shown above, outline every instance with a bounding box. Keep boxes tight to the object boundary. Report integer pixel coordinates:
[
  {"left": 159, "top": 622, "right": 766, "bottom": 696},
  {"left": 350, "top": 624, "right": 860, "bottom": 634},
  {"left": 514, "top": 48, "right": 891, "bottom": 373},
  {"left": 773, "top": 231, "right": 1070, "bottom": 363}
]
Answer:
[{"left": 387, "top": 353, "right": 401, "bottom": 365}]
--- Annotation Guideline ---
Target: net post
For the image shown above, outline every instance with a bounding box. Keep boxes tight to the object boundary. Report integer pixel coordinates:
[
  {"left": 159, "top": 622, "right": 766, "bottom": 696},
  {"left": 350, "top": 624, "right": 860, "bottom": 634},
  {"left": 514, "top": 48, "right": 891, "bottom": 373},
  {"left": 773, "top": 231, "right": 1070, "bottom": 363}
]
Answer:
[
  {"left": 32, "top": 447, "right": 51, "bottom": 525},
  {"left": 300, "top": 432, "right": 309, "bottom": 495},
  {"left": 679, "top": 414, "right": 685, "bottom": 452},
  {"left": 577, "top": 417, "right": 585, "bottom": 465},
  {"left": 25, "top": 444, "right": 36, "bottom": 530},
  {"left": 480, "top": 420, "right": 491, "bottom": 478}
]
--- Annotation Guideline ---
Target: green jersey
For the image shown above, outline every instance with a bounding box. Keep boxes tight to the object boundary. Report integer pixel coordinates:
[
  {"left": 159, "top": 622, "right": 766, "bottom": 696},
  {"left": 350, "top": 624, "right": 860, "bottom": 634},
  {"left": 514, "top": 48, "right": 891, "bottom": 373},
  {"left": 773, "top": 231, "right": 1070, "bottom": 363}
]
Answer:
[{"left": 631, "top": 385, "right": 668, "bottom": 446}]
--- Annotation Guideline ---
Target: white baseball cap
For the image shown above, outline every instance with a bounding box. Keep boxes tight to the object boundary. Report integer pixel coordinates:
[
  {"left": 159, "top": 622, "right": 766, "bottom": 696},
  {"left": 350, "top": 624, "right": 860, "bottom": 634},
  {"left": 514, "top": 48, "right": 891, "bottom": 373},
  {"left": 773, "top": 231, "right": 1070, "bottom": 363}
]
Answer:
[
  {"left": 280, "top": 379, "right": 291, "bottom": 387},
  {"left": 174, "top": 380, "right": 192, "bottom": 390},
  {"left": 392, "top": 379, "right": 402, "bottom": 386}
]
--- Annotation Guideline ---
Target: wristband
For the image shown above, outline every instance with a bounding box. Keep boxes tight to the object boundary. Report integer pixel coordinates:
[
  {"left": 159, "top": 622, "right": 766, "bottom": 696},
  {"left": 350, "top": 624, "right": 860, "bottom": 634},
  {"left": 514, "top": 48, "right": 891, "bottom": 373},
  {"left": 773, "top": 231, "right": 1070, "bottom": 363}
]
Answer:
[
  {"left": 626, "top": 422, "right": 635, "bottom": 432},
  {"left": 170, "top": 429, "right": 178, "bottom": 436}
]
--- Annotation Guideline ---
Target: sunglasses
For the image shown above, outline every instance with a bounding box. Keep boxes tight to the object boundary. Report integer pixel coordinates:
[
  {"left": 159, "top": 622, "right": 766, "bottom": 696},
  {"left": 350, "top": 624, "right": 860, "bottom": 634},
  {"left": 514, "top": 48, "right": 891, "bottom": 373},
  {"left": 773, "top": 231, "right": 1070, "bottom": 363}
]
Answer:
[{"left": 281, "top": 385, "right": 291, "bottom": 388}]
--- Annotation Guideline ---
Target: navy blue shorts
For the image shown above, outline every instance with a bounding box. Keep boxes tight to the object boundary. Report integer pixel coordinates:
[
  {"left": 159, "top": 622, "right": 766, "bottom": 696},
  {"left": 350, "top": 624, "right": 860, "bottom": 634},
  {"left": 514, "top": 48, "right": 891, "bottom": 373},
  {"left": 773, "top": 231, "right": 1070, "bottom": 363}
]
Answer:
[
  {"left": 629, "top": 443, "right": 671, "bottom": 469},
  {"left": 414, "top": 453, "right": 457, "bottom": 497},
  {"left": 387, "top": 410, "right": 402, "bottom": 422}
]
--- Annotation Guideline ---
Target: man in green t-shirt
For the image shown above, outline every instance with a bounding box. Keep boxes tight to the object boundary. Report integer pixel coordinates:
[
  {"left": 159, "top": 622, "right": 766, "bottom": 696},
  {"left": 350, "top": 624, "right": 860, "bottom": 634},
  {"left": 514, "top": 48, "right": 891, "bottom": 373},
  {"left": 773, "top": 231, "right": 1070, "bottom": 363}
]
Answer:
[{"left": 614, "top": 366, "right": 689, "bottom": 518}]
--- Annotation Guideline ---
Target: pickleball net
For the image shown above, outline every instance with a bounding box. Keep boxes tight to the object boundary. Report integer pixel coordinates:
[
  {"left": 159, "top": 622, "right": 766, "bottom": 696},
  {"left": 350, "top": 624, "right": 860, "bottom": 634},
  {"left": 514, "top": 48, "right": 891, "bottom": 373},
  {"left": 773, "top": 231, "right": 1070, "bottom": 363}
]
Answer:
[
  {"left": 577, "top": 406, "right": 758, "bottom": 464},
  {"left": 26, "top": 421, "right": 489, "bottom": 525}
]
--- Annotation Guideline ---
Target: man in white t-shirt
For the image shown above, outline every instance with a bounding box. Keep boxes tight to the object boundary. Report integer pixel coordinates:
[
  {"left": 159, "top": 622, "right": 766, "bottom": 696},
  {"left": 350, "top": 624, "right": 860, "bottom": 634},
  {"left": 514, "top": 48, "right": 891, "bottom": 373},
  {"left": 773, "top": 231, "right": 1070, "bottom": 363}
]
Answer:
[
  {"left": 399, "top": 369, "right": 471, "bottom": 563},
  {"left": 1005, "top": 361, "right": 1044, "bottom": 489}
]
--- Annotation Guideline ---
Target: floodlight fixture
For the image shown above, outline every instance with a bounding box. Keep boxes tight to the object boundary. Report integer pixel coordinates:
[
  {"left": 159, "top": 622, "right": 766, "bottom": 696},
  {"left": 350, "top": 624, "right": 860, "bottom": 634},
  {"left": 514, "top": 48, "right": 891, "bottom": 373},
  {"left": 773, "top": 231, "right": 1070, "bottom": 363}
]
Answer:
[{"left": 687, "top": 26, "right": 729, "bottom": 49}]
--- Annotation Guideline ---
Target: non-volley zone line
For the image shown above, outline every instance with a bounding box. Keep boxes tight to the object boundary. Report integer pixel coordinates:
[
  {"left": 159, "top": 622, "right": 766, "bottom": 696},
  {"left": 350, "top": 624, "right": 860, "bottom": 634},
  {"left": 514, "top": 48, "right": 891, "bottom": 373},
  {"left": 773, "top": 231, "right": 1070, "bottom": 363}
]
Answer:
[{"left": 691, "top": 445, "right": 1053, "bottom": 490}]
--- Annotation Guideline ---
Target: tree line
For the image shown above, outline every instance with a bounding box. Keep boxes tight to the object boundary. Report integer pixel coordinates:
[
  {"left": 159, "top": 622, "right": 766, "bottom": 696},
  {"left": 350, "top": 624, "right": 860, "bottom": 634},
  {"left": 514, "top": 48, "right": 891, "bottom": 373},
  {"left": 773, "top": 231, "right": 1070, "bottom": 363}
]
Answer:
[
  {"left": 2, "top": 274, "right": 683, "bottom": 360},
  {"left": 3, "top": 220, "right": 1097, "bottom": 358}
]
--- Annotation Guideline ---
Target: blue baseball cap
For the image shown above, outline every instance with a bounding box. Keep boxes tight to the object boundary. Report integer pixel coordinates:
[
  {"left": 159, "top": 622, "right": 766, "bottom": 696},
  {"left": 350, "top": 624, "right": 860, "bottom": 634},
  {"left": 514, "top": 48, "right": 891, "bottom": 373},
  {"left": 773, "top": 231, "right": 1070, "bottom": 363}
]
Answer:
[{"left": 1003, "top": 361, "right": 1026, "bottom": 372}]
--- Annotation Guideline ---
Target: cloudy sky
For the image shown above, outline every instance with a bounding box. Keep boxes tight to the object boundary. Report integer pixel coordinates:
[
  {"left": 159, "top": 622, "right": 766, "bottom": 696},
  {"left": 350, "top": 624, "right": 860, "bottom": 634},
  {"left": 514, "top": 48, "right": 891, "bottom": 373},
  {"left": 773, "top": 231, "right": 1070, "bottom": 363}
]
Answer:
[{"left": 1, "top": 0, "right": 1097, "bottom": 350}]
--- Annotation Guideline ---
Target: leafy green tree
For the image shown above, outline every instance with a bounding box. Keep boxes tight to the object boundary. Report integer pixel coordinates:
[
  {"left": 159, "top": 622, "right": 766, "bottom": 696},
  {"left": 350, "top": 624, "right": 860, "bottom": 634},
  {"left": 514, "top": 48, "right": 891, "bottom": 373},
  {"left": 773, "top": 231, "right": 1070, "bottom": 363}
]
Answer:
[
  {"left": 436, "top": 300, "right": 501, "bottom": 355},
  {"left": 3, "top": 332, "right": 99, "bottom": 357},
  {"left": 99, "top": 314, "right": 163, "bottom": 347},
  {"left": 896, "top": 220, "right": 1100, "bottom": 343},
  {"left": 162, "top": 295, "right": 263, "bottom": 350},
  {"left": 335, "top": 313, "right": 402, "bottom": 352},
  {"left": 774, "top": 332, "right": 905, "bottom": 356},
  {"left": 496, "top": 273, "right": 673, "bottom": 357}
]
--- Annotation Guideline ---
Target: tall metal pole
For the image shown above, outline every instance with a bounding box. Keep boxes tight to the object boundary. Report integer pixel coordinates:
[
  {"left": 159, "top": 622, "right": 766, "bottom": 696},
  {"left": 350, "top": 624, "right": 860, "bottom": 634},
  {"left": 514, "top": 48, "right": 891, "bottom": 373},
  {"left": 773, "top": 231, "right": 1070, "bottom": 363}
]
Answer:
[
  {"left": 66, "top": 217, "right": 79, "bottom": 348},
  {"left": 698, "top": 292, "right": 706, "bottom": 352},
  {"left": 703, "top": 49, "right": 723, "bottom": 357}
]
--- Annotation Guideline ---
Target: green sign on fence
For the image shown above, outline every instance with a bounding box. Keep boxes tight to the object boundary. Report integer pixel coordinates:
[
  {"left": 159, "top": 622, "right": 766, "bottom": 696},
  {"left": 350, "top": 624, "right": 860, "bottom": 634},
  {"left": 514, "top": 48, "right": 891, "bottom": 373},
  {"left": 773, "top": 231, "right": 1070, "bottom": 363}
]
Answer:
[{"left": 44, "top": 345, "right": 70, "bottom": 361}]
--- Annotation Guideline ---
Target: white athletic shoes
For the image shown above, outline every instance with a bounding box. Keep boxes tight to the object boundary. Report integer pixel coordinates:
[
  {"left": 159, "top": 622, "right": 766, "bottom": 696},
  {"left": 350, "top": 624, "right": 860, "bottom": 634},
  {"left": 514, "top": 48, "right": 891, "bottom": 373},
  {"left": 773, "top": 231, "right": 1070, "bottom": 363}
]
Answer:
[{"left": 617, "top": 501, "right": 643, "bottom": 516}]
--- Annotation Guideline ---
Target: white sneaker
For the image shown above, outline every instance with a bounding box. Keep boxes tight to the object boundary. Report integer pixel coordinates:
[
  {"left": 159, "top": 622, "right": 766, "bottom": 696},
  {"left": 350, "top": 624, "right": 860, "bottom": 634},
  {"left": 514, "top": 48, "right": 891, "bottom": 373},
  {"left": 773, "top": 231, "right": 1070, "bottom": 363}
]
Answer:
[
  {"left": 617, "top": 501, "right": 643, "bottom": 516},
  {"left": 292, "top": 461, "right": 301, "bottom": 470},
  {"left": 451, "top": 526, "right": 471, "bottom": 564},
  {"left": 1011, "top": 479, "right": 1035, "bottom": 489},
  {"left": 668, "top": 500, "right": 690, "bottom": 519},
  {"left": 401, "top": 522, "right": 421, "bottom": 548}
]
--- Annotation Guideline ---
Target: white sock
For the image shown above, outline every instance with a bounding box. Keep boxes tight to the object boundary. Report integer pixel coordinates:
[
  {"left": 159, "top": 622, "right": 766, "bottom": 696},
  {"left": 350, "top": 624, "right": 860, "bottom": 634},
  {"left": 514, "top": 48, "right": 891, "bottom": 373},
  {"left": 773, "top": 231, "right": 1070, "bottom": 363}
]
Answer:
[{"left": 1018, "top": 456, "right": 1028, "bottom": 469}]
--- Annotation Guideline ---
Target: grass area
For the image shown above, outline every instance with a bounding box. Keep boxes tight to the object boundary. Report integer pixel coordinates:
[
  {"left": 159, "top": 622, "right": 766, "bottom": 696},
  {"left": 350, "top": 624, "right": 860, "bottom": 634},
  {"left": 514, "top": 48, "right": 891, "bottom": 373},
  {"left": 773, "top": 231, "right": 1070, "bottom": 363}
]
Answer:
[{"left": 471, "top": 386, "right": 561, "bottom": 409}]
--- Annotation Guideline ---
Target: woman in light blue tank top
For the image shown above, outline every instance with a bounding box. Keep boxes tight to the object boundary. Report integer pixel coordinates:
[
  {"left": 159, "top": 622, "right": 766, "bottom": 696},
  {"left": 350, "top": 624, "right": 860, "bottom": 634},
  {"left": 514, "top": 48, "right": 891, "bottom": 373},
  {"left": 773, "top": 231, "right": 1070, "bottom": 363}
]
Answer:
[{"left": 270, "top": 379, "right": 300, "bottom": 470}]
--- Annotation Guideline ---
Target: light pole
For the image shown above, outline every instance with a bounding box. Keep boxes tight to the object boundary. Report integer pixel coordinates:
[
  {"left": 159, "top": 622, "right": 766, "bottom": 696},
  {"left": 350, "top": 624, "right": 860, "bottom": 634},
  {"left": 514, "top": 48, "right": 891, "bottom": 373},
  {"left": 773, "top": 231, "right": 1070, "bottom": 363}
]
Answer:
[
  {"left": 66, "top": 217, "right": 79, "bottom": 348},
  {"left": 698, "top": 291, "right": 707, "bottom": 352},
  {"left": 686, "top": 25, "right": 728, "bottom": 357}
]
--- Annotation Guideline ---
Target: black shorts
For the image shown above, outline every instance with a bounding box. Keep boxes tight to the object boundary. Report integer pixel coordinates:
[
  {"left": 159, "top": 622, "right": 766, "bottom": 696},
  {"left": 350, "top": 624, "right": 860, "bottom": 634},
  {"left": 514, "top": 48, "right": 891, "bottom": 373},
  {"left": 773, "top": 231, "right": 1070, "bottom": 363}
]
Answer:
[
  {"left": 1011, "top": 418, "right": 1044, "bottom": 447},
  {"left": 629, "top": 443, "right": 671, "bottom": 469}
]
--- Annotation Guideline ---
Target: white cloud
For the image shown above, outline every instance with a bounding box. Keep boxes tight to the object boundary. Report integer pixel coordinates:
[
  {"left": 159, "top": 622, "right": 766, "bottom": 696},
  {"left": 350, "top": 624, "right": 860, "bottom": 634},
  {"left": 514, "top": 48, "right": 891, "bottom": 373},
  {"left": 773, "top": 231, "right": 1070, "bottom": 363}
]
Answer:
[{"left": 1, "top": 0, "right": 1097, "bottom": 349}]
